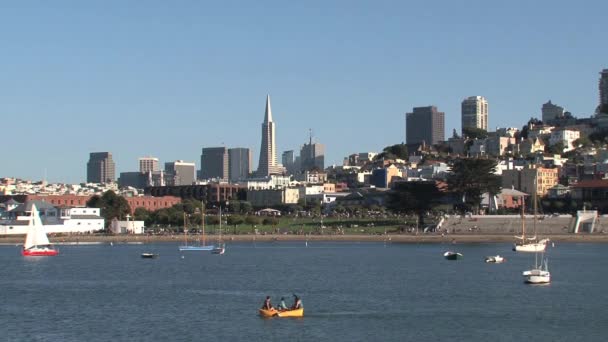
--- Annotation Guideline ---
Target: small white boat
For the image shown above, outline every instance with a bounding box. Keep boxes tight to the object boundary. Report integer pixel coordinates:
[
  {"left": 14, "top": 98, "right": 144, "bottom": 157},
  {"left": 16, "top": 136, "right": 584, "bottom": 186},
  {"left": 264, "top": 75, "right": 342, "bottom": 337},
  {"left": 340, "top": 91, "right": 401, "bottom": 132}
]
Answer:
[
  {"left": 523, "top": 254, "right": 550, "bottom": 284},
  {"left": 443, "top": 251, "right": 463, "bottom": 260},
  {"left": 141, "top": 253, "right": 158, "bottom": 259},
  {"left": 211, "top": 243, "right": 225, "bottom": 255},
  {"left": 485, "top": 255, "right": 505, "bottom": 263}
]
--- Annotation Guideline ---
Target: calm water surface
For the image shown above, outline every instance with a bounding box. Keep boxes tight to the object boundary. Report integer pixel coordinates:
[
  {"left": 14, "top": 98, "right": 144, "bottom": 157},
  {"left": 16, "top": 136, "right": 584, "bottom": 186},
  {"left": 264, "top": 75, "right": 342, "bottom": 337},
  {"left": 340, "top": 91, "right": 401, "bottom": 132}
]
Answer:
[{"left": 1, "top": 241, "right": 607, "bottom": 341}]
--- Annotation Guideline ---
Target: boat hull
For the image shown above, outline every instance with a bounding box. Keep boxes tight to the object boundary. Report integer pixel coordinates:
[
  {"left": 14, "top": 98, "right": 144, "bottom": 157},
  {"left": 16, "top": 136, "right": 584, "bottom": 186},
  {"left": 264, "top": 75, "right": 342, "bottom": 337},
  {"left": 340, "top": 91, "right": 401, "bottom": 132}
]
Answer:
[
  {"left": 211, "top": 247, "right": 225, "bottom": 255},
  {"left": 141, "top": 253, "right": 158, "bottom": 259},
  {"left": 443, "top": 252, "right": 463, "bottom": 260},
  {"left": 485, "top": 255, "right": 505, "bottom": 263},
  {"left": 22, "top": 248, "right": 58, "bottom": 256},
  {"left": 179, "top": 245, "right": 215, "bottom": 251},
  {"left": 523, "top": 270, "right": 551, "bottom": 284},
  {"left": 513, "top": 239, "right": 549, "bottom": 252},
  {"left": 259, "top": 308, "right": 304, "bottom": 318},
  {"left": 513, "top": 243, "right": 547, "bottom": 252}
]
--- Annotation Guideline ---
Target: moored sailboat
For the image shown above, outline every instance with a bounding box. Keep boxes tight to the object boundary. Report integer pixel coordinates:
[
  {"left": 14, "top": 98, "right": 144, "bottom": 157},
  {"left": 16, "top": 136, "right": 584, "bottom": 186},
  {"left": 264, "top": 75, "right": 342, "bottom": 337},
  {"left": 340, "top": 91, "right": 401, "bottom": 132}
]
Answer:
[
  {"left": 22, "top": 204, "right": 58, "bottom": 256},
  {"left": 212, "top": 203, "right": 226, "bottom": 255},
  {"left": 179, "top": 203, "right": 214, "bottom": 251},
  {"left": 513, "top": 179, "right": 548, "bottom": 253},
  {"left": 523, "top": 251, "right": 550, "bottom": 284}
]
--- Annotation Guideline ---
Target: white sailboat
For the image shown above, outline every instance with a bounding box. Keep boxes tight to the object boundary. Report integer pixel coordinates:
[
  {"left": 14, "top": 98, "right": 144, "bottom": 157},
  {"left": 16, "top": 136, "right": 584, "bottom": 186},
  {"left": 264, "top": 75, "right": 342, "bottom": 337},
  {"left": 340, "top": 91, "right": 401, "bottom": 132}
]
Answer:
[
  {"left": 513, "top": 177, "right": 548, "bottom": 252},
  {"left": 523, "top": 250, "right": 551, "bottom": 284},
  {"left": 179, "top": 203, "right": 214, "bottom": 251},
  {"left": 22, "top": 204, "right": 58, "bottom": 256}
]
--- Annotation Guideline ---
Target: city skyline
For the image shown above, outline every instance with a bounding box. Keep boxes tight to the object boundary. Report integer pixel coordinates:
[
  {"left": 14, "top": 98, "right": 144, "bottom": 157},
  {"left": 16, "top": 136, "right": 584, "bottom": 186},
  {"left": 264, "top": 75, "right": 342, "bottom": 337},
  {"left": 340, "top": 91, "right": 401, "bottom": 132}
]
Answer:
[{"left": 1, "top": 1, "right": 607, "bottom": 183}]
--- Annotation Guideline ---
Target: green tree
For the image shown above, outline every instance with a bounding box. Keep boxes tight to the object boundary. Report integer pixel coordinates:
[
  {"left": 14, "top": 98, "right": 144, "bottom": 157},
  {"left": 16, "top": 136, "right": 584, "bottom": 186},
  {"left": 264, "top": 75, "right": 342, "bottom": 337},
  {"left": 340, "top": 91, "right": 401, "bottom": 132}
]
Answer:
[
  {"left": 228, "top": 201, "right": 241, "bottom": 214},
  {"left": 240, "top": 201, "right": 253, "bottom": 214},
  {"left": 462, "top": 127, "right": 488, "bottom": 140},
  {"left": 374, "top": 143, "right": 408, "bottom": 161},
  {"left": 546, "top": 142, "right": 565, "bottom": 155},
  {"left": 227, "top": 215, "right": 244, "bottom": 226},
  {"left": 386, "top": 181, "right": 443, "bottom": 227},
  {"left": 573, "top": 136, "right": 592, "bottom": 149},
  {"left": 383, "top": 144, "right": 409, "bottom": 159},
  {"left": 262, "top": 217, "right": 279, "bottom": 225},
  {"left": 133, "top": 207, "right": 152, "bottom": 227},
  {"left": 447, "top": 158, "right": 502, "bottom": 212},
  {"left": 245, "top": 215, "right": 261, "bottom": 228},
  {"left": 207, "top": 216, "right": 220, "bottom": 225},
  {"left": 86, "top": 190, "right": 132, "bottom": 228}
]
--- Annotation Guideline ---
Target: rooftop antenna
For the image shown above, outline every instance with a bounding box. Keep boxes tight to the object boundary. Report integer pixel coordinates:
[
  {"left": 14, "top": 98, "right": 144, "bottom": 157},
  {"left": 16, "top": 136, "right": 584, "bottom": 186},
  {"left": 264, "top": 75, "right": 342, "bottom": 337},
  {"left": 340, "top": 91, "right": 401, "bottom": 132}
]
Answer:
[{"left": 309, "top": 128, "right": 313, "bottom": 145}]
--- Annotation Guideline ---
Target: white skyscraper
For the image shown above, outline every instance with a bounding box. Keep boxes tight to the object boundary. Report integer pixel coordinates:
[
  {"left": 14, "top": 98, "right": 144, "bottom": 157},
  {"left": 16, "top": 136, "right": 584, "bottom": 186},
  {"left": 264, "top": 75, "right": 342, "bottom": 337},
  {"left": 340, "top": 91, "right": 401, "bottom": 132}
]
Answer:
[
  {"left": 139, "top": 157, "right": 159, "bottom": 173},
  {"left": 256, "top": 95, "right": 279, "bottom": 176},
  {"left": 461, "top": 96, "right": 488, "bottom": 133}
]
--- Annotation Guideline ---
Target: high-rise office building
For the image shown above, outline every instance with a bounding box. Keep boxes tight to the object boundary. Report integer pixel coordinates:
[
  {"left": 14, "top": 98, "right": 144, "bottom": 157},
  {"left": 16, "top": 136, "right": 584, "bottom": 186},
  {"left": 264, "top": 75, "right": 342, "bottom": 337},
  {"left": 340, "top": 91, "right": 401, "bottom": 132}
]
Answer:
[
  {"left": 282, "top": 150, "right": 295, "bottom": 175},
  {"left": 138, "top": 157, "right": 159, "bottom": 173},
  {"left": 164, "top": 160, "right": 196, "bottom": 186},
  {"left": 200, "top": 147, "right": 229, "bottom": 181},
  {"left": 600, "top": 69, "right": 608, "bottom": 113},
  {"left": 461, "top": 96, "right": 488, "bottom": 133},
  {"left": 256, "top": 95, "right": 279, "bottom": 176},
  {"left": 541, "top": 100, "right": 565, "bottom": 123},
  {"left": 299, "top": 141, "right": 325, "bottom": 172},
  {"left": 405, "top": 106, "right": 445, "bottom": 146},
  {"left": 87, "top": 152, "right": 116, "bottom": 183},
  {"left": 228, "top": 148, "right": 251, "bottom": 182}
]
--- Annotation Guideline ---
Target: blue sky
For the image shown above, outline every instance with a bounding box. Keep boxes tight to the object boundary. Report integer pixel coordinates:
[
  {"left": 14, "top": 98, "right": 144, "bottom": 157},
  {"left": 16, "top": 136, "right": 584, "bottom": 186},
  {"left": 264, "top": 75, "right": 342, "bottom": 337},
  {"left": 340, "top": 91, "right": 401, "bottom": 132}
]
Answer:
[{"left": 1, "top": 0, "right": 606, "bottom": 183}]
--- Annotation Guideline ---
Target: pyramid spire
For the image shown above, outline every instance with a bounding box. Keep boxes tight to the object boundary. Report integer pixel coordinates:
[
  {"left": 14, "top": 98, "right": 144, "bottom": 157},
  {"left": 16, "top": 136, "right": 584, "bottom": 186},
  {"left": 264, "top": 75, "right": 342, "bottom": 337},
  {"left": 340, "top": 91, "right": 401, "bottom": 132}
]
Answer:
[
  {"left": 264, "top": 94, "right": 273, "bottom": 123},
  {"left": 257, "top": 95, "right": 277, "bottom": 176}
]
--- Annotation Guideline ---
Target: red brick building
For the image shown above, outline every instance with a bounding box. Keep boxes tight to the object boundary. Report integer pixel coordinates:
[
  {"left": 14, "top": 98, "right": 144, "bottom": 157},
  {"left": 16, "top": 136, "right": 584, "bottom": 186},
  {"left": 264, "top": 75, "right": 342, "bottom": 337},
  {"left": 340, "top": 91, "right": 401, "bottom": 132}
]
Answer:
[
  {"left": 145, "top": 183, "right": 245, "bottom": 203},
  {"left": 125, "top": 196, "right": 182, "bottom": 214},
  {"left": 0, "top": 194, "right": 181, "bottom": 214}
]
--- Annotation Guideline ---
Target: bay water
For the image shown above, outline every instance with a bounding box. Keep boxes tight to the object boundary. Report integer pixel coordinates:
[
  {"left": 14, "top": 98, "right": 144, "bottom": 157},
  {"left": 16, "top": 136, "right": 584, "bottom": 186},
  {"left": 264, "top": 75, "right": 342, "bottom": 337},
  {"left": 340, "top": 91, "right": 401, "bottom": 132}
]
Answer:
[{"left": 1, "top": 241, "right": 606, "bottom": 341}]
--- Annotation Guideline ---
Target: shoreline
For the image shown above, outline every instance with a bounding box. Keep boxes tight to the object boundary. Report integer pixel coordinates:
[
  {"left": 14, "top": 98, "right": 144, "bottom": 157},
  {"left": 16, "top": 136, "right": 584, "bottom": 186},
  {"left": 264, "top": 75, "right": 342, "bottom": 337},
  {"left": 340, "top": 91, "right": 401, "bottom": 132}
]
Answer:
[{"left": 2, "top": 233, "right": 608, "bottom": 244}]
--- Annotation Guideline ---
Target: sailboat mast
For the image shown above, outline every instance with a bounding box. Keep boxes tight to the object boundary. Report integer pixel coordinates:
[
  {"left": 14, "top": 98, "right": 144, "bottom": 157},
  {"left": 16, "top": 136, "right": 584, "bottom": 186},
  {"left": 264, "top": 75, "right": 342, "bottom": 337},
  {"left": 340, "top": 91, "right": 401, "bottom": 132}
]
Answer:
[
  {"left": 201, "top": 200, "right": 206, "bottom": 247},
  {"left": 183, "top": 212, "right": 187, "bottom": 246},
  {"left": 533, "top": 172, "right": 538, "bottom": 238},
  {"left": 219, "top": 203, "right": 222, "bottom": 242},
  {"left": 521, "top": 195, "right": 526, "bottom": 239}
]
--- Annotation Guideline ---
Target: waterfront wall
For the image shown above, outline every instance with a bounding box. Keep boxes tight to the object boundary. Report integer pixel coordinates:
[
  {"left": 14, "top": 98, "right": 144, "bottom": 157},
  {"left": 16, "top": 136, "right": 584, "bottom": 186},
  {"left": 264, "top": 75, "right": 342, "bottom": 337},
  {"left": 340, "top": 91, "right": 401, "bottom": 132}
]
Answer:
[{"left": 442, "top": 215, "right": 576, "bottom": 234}]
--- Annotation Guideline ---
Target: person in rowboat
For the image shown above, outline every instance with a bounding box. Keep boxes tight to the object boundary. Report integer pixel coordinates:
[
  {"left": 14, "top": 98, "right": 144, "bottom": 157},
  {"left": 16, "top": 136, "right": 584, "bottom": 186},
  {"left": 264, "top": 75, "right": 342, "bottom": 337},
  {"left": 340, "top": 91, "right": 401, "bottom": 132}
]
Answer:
[
  {"left": 291, "top": 294, "right": 302, "bottom": 309},
  {"left": 278, "top": 297, "right": 288, "bottom": 311},
  {"left": 261, "top": 296, "right": 273, "bottom": 310}
]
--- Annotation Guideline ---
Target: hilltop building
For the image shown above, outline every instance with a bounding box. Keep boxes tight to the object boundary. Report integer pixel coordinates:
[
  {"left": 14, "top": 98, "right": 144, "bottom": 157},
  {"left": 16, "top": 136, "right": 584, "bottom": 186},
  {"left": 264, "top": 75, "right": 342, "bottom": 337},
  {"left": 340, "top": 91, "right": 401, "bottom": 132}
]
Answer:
[
  {"left": 542, "top": 101, "right": 565, "bottom": 123},
  {"left": 87, "top": 152, "right": 115, "bottom": 184},
  {"left": 600, "top": 69, "right": 608, "bottom": 113},
  {"left": 406, "top": 106, "right": 445, "bottom": 146},
  {"left": 461, "top": 96, "right": 488, "bottom": 133}
]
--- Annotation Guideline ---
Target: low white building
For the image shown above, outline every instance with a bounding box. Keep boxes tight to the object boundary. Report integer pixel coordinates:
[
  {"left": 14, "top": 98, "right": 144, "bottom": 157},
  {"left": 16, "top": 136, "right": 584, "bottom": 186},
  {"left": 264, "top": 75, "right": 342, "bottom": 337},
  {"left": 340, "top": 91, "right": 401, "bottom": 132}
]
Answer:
[
  {"left": 110, "top": 218, "right": 144, "bottom": 234},
  {"left": 0, "top": 201, "right": 105, "bottom": 235},
  {"left": 246, "top": 175, "right": 293, "bottom": 190},
  {"left": 549, "top": 129, "right": 580, "bottom": 152}
]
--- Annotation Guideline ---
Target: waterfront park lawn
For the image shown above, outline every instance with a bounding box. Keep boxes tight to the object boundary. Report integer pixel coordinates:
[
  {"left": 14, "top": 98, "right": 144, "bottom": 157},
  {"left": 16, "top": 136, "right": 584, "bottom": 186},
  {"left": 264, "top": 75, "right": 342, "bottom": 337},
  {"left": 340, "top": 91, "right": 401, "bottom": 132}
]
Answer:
[{"left": 153, "top": 215, "right": 422, "bottom": 236}]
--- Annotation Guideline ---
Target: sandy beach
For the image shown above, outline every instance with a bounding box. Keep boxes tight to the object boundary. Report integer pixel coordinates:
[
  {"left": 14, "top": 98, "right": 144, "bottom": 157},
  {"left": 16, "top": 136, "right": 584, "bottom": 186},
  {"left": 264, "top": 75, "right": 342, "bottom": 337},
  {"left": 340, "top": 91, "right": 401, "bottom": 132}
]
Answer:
[{"left": 2, "top": 233, "right": 608, "bottom": 244}]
